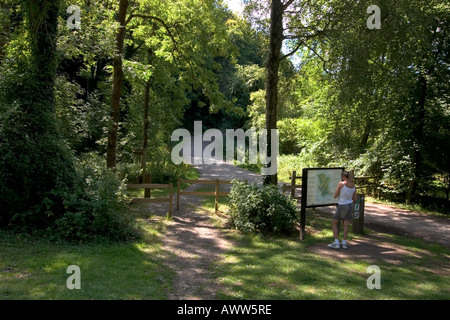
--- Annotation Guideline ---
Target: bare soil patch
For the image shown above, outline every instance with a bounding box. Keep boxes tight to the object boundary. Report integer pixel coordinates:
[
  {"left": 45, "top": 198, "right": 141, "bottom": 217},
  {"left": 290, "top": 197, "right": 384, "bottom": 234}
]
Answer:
[
  {"left": 162, "top": 203, "right": 232, "bottom": 300},
  {"left": 146, "top": 181, "right": 232, "bottom": 300},
  {"left": 308, "top": 234, "right": 422, "bottom": 266}
]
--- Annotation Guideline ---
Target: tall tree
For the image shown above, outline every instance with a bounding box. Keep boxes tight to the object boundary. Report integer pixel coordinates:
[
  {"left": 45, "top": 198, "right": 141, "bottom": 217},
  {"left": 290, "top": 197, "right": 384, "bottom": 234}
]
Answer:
[
  {"left": 0, "top": 0, "right": 78, "bottom": 228},
  {"left": 323, "top": 0, "right": 450, "bottom": 203},
  {"left": 263, "top": 0, "right": 284, "bottom": 185},
  {"left": 0, "top": 2, "right": 10, "bottom": 63},
  {"left": 245, "top": 0, "right": 351, "bottom": 184},
  {"left": 106, "top": 0, "right": 129, "bottom": 169},
  {"left": 106, "top": 0, "right": 234, "bottom": 169}
]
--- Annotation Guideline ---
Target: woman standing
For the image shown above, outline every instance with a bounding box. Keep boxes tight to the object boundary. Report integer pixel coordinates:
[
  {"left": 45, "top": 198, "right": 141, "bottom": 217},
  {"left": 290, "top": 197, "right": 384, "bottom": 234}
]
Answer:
[{"left": 328, "top": 171, "right": 357, "bottom": 249}]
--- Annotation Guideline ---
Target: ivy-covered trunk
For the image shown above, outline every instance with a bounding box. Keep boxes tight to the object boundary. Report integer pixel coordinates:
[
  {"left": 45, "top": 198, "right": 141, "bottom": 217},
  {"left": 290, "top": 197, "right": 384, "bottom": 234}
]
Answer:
[
  {"left": 0, "top": 0, "right": 77, "bottom": 228},
  {"left": 26, "top": 0, "right": 60, "bottom": 133}
]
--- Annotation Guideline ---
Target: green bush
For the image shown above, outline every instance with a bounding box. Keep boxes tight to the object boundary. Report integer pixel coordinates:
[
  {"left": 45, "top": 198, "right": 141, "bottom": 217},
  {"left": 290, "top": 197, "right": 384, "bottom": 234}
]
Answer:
[
  {"left": 0, "top": 103, "right": 80, "bottom": 231},
  {"left": 227, "top": 180, "right": 299, "bottom": 235},
  {"left": 277, "top": 118, "right": 325, "bottom": 155},
  {"left": 54, "top": 153, "right": 135, "bottom": 242},
  {"left": 146, "top": 160, "right": 192, "bottom": 185},
  {"left": 0, "top": 144, "right": 135, "bottom": 242}
]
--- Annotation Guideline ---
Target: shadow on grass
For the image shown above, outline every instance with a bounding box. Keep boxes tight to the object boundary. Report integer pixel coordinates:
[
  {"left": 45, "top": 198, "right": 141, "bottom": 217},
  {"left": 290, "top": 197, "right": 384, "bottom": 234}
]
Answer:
[
  {"left": 0, "top": 203, "right": 174, "bottom": 300},
  {"left": 211, "top": 208, "right": 449, "bottom": 300}
]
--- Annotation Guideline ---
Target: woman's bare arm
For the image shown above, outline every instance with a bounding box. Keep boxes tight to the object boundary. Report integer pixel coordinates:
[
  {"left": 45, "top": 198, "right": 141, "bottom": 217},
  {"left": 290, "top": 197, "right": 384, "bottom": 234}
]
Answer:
[{"left": 334, "top": 182, "right": 344, "bottom": 198}]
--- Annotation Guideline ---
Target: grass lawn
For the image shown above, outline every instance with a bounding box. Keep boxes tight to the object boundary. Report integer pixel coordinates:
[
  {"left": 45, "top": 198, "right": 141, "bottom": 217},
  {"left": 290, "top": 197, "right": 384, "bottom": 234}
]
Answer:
[
  {"left": 0, "top": 168, "right": 201, "bottom": 300},
  {"left": 200, "top": 194, "right": 450, "bottom": 300},
  {"left": 0, "top": 202, "right": 174, "bottom": 300}
]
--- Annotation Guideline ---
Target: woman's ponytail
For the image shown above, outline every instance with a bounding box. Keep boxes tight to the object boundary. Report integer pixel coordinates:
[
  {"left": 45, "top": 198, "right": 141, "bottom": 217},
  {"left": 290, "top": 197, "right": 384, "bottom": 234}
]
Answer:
[{"left": 343, "top": 170, "right": 354, "bottom": 183}]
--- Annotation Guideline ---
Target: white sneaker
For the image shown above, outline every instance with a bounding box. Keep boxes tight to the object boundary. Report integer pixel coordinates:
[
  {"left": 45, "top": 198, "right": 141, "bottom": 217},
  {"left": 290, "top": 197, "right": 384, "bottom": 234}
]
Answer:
[
  {"left": 341, "top": 242, "right": 348, "bottom": 249},
  {"left": 328, "top": 242, "right": 340, "bottom": 249}
]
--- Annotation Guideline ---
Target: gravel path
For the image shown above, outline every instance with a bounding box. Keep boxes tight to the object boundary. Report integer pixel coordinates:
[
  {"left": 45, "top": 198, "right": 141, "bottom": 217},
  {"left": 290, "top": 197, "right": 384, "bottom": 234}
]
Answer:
[
  {"left": 314, "top": 202, "right": 450, "bottom": 247},
  {"left": 161, "top": 161, "right": 263, "bottom": 300}
]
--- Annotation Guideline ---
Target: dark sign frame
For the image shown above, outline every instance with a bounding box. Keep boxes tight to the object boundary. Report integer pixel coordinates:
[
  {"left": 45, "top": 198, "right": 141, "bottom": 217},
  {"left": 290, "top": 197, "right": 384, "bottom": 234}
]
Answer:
[{"left": 299, "top": 167, "right": 345, "bottom": 240}]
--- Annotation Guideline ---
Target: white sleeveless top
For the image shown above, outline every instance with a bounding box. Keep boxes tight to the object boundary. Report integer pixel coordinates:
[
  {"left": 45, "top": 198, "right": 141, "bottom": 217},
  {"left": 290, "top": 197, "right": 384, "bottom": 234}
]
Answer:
[{"left": 338, "top": 184, "right": 355, "bottom": 205}]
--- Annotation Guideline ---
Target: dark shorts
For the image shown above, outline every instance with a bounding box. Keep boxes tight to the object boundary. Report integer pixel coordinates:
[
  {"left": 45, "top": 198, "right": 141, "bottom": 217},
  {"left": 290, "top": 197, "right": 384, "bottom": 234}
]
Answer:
[{"left": 333, "top": 203, "right": 353, "bottom": 220}]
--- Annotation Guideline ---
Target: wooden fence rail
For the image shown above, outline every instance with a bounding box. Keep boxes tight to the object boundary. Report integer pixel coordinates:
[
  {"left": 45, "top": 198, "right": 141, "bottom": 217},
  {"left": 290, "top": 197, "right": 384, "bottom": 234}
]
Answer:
[
  {"left": 282, "top": 170, "right": 302, "bottom": 200},
  {"left": 354, "top": 176, "right": 381, "bottom": 197},
  {"left": 126, "top": 183, "right": 173, "bottom": 217},
  {"left": 177, "top": 179, "right": 246, "bottom": 212}
]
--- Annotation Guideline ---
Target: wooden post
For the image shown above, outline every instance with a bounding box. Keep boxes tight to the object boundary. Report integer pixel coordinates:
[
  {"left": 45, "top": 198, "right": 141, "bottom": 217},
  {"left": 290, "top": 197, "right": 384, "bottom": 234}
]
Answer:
[
  {"left": 352, "top": 194, "right": 365, "bottom": 234},
  {"left": 300, "top": 168, "right": 307, "bottom": 240},
  {"left": 377, "top": 179, "right": 381, "bottom": 198},
  {"left": 169, "top": 183, "right": 173, "bottom": 218},
  {"left": 144, "top": 173, "right": 151, "bottom": 198},
  {"left": 215, "top": 179, "right": 219, "bottom": 212},
  {"left": 141, "top": 147, "right": 147, "bottom": 177},
  {"left": 291, "top": 170, "right": 296, "bottom": 199},
  {"left": 177, "top": 178, "right": 180, "bottom": 211}
]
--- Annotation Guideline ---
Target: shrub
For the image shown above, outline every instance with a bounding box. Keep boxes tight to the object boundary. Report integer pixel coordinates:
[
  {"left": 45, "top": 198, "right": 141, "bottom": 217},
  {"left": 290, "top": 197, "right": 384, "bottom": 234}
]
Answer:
[
  {"left": 0, "top": 103, "right": 80, "bottom": 231},
  {"left": 227, "top": 180, "right": 299, "bottom": 235},
  {"left": 0, "top": 129, "right": 135, "bottom": 242},
  {"left": 54, "top": 153, "right": 135, "bottom": 242}
]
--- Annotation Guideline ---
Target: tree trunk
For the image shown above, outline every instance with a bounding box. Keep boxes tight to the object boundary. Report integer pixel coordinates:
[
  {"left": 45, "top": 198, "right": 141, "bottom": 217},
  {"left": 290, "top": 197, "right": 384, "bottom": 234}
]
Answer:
[
  {"left": 358, "top": 117, "right": 372, "bottom": 153},
  {"left": 263, "top": 0, "right": 284, "bottom": 185},
  {"left": 0, "top": 3, "right": 10, "bottom": 63},
  {"left": 22, "top": 0, "right": 65, "bottom": 141},
  {"left": 142, "top": 80, "right": 150, "bottom": 169},
  {"left": 106, "top": 0, "right": 129, "bottom": 169},
  {"left": 142, "top": 48, "right": 153, "bottom": 174},
  {"left": 445, "top": 174, "right": 449, "bottom": 201},
  {"left": 406, "top": 73, "right": 427, "bottom": 204}
]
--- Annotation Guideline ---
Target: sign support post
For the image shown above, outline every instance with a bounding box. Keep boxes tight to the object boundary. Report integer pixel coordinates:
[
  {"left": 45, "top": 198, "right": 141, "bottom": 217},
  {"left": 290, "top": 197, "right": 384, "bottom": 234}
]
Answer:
[
  {"left": 300, "top": 168, "right": 308, "bottom": 240},
  {"left": 352, "top": 194, "right": 365, "bottom": 234}
]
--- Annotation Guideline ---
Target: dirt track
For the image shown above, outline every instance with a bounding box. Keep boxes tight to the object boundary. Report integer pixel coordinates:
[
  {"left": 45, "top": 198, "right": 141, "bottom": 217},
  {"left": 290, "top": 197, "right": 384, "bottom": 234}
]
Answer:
[
  {"left": 315, "top": 202, "right": 450, "bottom": 247},
  {"left": 159, "top": 162, "right": 262, "bottom": 299}
]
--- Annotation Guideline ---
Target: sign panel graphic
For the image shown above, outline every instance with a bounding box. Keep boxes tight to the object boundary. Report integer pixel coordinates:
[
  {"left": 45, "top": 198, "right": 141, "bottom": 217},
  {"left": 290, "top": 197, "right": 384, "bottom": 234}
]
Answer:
[{"left": 305, "top": 168, "right": 344, "bottom": 207}]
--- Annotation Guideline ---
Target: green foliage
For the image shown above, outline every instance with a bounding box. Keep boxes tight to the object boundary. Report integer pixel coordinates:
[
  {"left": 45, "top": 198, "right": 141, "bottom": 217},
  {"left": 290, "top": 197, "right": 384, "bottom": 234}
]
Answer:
[
  {"left": 0, "top": 42, "right": 133, "bottom": 241},
  {"left": 227, "top": 180, "right": 299, "bottom": 235},
  {"left": 0, "top": 119, "right": 78, "bottom": 232},
  {"left": 117, "top": 146, "right": 199, "bottom": 187},
  {"left": 1, "top": 0, "right": 448, "bottom": 243},
  {"left": 0, "top": 0, "right": 79, "bottom": 232},
  {"left": 146, "top": 161, "right": 193, "bottom": 185},
  {"left": 246, "top": 61, "right": 301, "bottom": 129},
  {"left": 54, "top": 153, "right": 135, "bottom": 242},
  {"left": 322, "top": 0, "right": 450, "bottom": 201},
  {"left": 278, "top": 118, "right": 323, "bottom": 155},
  {"left": 244, "top": 0, "right": 450, "bottom": 204}
]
